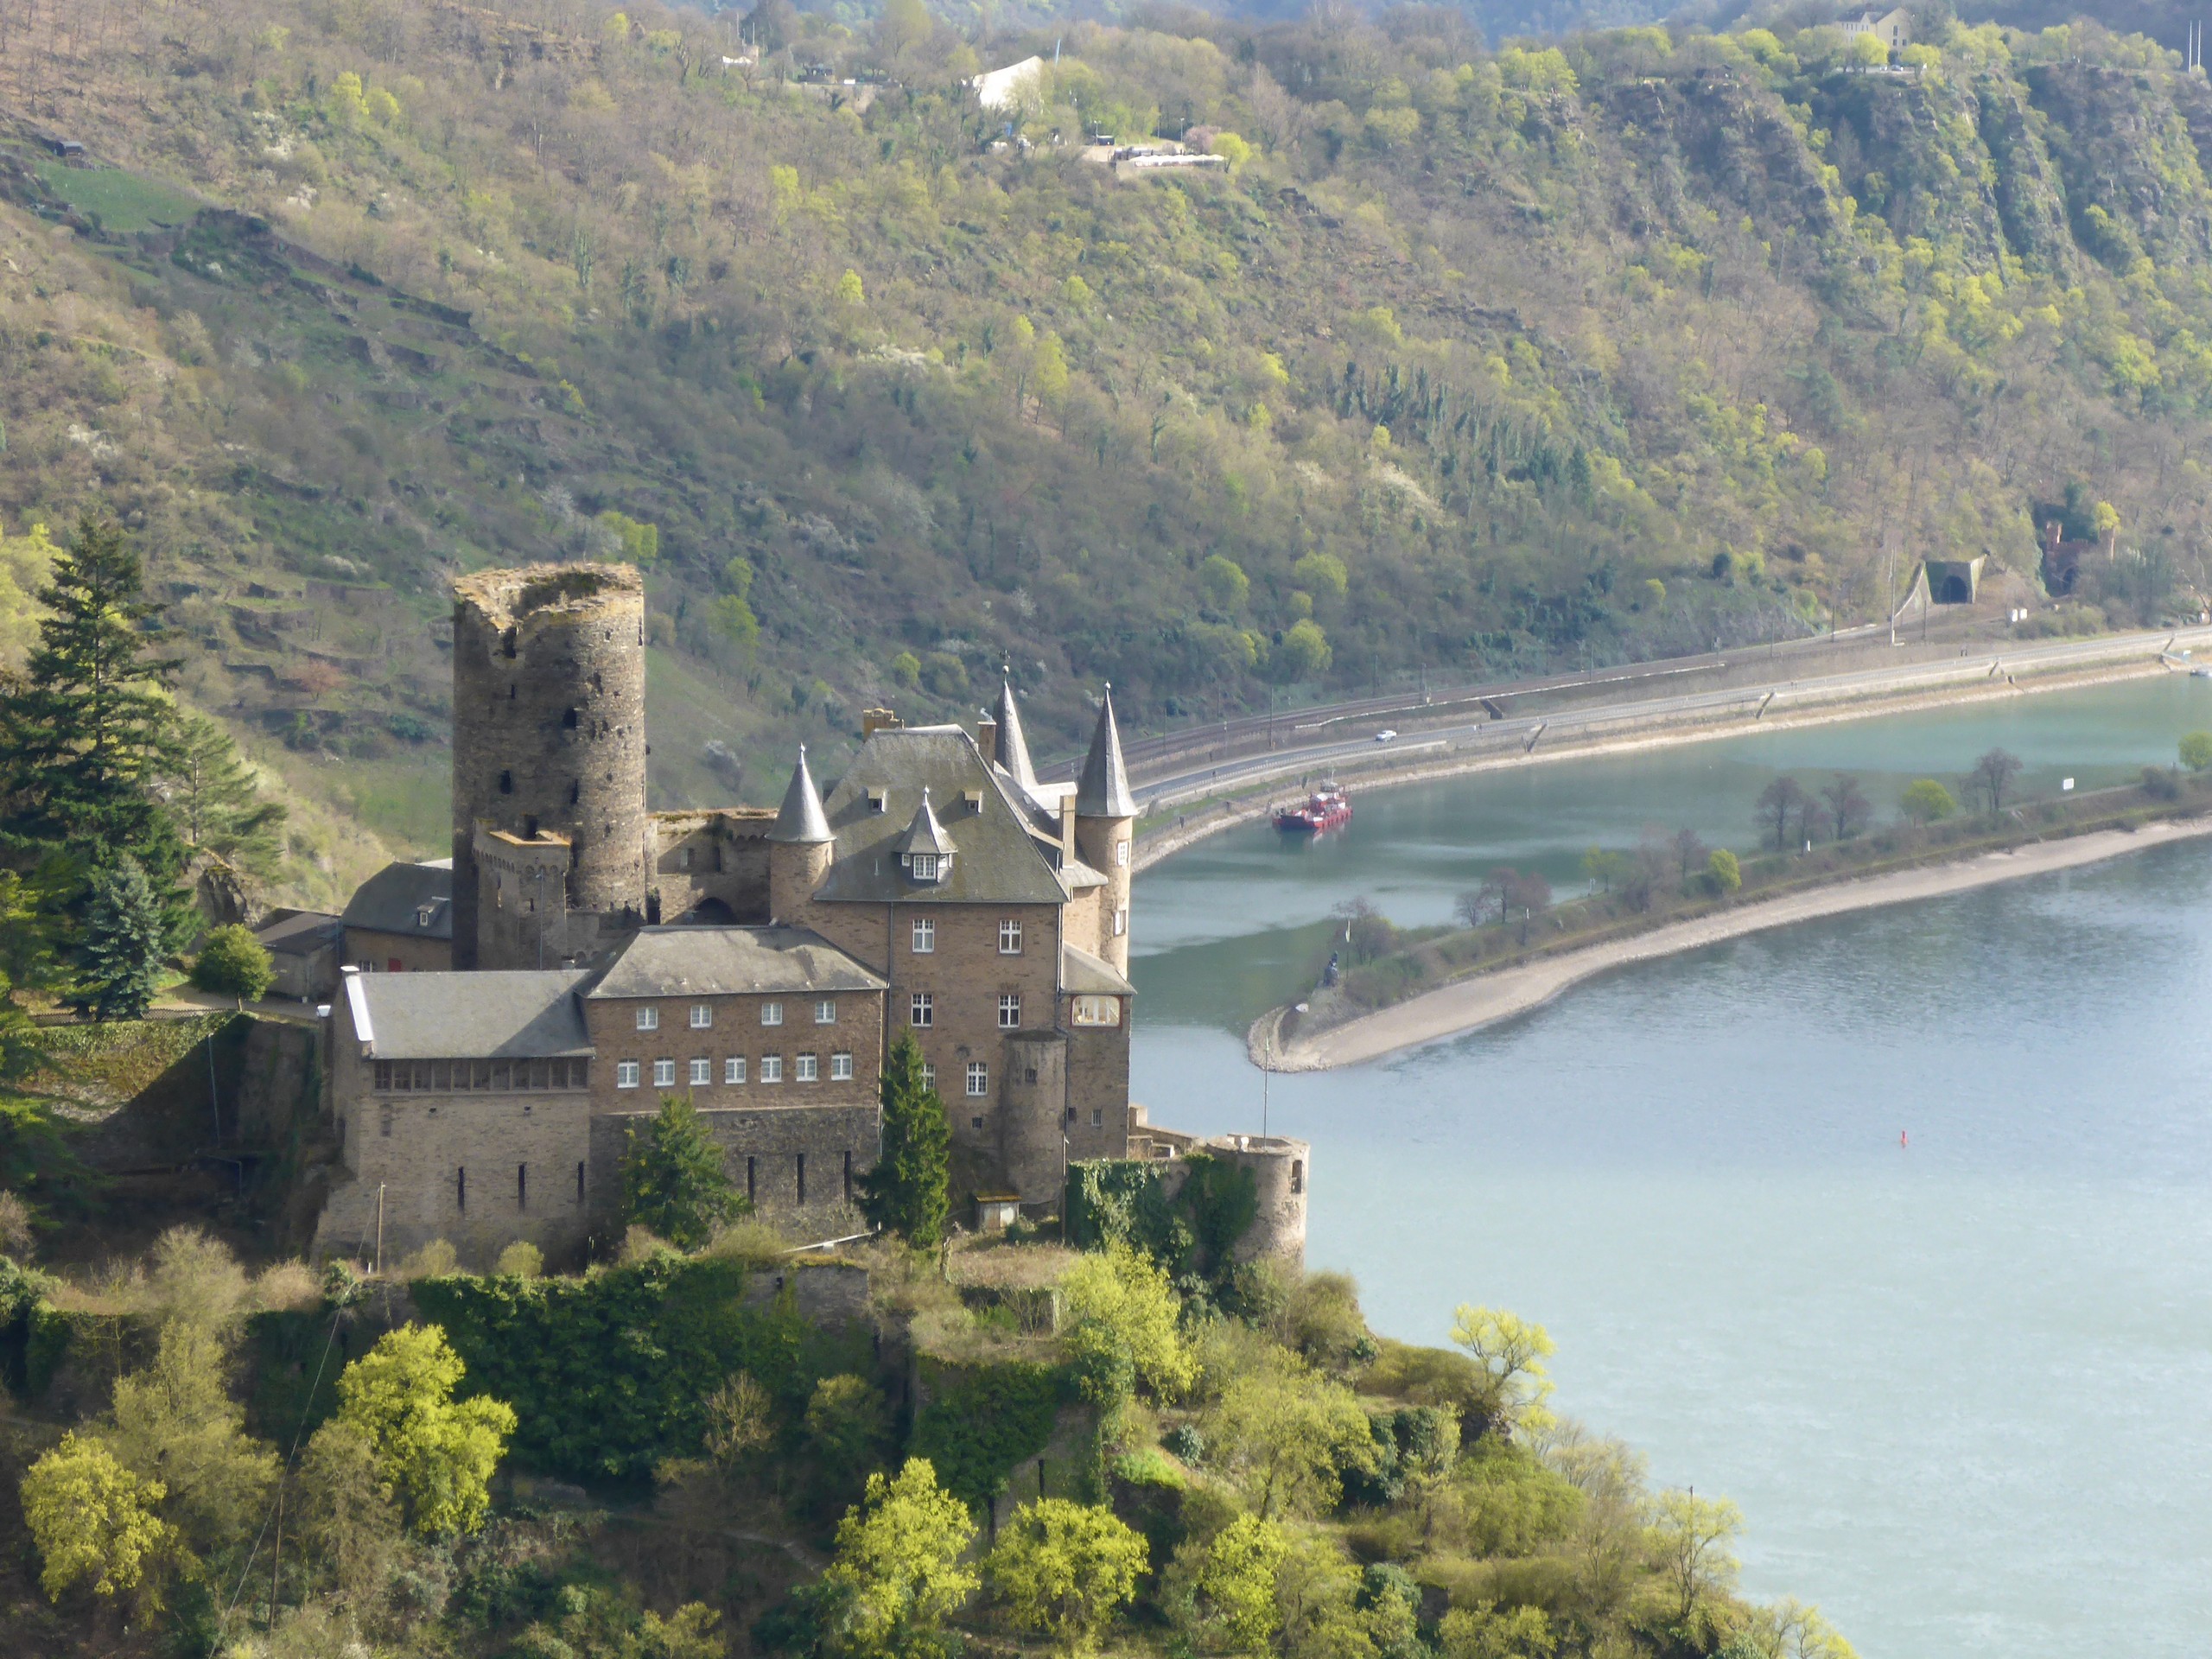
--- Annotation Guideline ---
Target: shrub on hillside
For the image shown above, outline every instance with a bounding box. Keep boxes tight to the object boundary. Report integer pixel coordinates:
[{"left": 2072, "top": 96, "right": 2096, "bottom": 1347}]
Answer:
[{"left": 192, "top": 925, "right": 272, "bottom": 1001}]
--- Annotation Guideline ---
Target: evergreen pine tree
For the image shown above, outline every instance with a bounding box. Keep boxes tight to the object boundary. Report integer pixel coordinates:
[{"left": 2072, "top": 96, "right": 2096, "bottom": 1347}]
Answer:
[
  {"left": 75, "top": 857, "right": 168, "bottom": 1022},
  {"left": 168, "top": 714, "right": 287, "bottom": 880},
  {"left": 858, "top": 1031, "right": 950, "bottom": 1248},
  {"left": 620, "top": 1094, "right": 747, "bottom": 1249},
  {"left": 0, "top": 516, "right": 186, "bottom": 884}
]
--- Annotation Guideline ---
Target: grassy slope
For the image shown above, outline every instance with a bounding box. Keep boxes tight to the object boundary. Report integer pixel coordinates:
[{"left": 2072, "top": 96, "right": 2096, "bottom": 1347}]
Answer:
[{"left": 3, "top": 4, "right": 2211, "bottom": 899}]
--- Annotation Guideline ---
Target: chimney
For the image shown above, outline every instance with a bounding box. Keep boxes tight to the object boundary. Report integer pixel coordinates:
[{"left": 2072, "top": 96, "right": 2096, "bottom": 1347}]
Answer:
[
  {"left": 977, "top": 712, "right": 999, "bottom": 766},
  {"left": 861, "top": 707, "right": 904, "bottom": 740},
  {"left": 1059, "top": 792, "right": 1077, "bottom": 858}
]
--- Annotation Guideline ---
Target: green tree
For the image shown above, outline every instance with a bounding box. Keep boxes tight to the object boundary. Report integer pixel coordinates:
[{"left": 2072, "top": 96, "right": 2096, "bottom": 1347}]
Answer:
[
  {"left": 2182, "top": 731, "right": 2212, "bottom": 772},
  {"left": 75, "top": 855, "right": 168, "bottom": 1020},
  {"left": 1062, "top": 1242, "right": 1196, "bottom": 1402},
  {"left": 168, "top": 714, "right": 286, "bottom": 879},
  {"left": 1448, "top": 1305, "right": 1555, "bottom": 1433},
  {"left": 1707, "top": 848, "right": 1741, "bottom": 894},
  {"left": 1166, "top": 1512, "right": 1288, "bottom": 1652},
  {"left": 296, "top": 1418, "right": 402, "bottom": 1608},
  {"left": 1580, "top": 847, "right": 1625, "bottom": 893},
  {"left": 807, "top": 1372, "right": 893, "bottom": 1501},
  {"left": 1900, "top": 779, "right": 1955, "bottom": 825},
  {"left": 1437, "top": 1601, "right": 1557, "bottom": 1658},
  {"left": 986, "top": 1498, "right": 1147, "bottom": 1654},
  {"left": 621, "top": 1094, "right": 747, "bottom": 1250},
  {"left": 857, "top": 1032, "right": 950, "bottom": 1248},
  {"left": 21, "top": 1433, "right": 176, "bottom": 1606},
  {"left": 1207, "top": 1365, "right": 1376, "bottom": 1519},
  {"left": 334, "top": 1324, "right": 517, "bottom": 1538},
  {"left": 190, "top": 924, "right": 273, "bottom": 1001},
  {"left": 1291, "top": 552, "right": 1350, "bottom": 602},
  {"left": 1199, "top": 555, "right": 1251, "bottom": 612},
  {"left": 0, "top": 516, "right": 186, "bottom": 882},
  {"left": 1646, "top": 1487, "right": 1744, "bottom": 1626},
  {"left": 817, "top": 1457, "right": 978, "bottom": 1658},
  {"left": 1273, "top": 619, "right": 1332, "bottom": 679},
  {"left": 105, "top": 1319, "right": 278, "bottom": 1558}
]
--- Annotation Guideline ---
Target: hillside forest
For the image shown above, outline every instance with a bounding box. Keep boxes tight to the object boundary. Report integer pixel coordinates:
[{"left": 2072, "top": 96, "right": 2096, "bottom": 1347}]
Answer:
[{"left": 5, "top": 0, "right": 2212, "bottom": 894}]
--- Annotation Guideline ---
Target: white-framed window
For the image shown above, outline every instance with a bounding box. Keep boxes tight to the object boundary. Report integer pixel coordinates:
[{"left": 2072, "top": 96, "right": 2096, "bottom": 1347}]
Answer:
[
  {"left": 761, "top": 1001, "right": 784, "bottom": 1027},
  {"left": 616, "top": 1060, "right": 641, "bottom": 1090},
  {"left": 910, "top": 993, "right": 932, "bottom": 1027},
  {"left": 830, "top": 1052, "right": 854, "bottom": 1081},
  {"left": 922, "top": 1064, "right": 936, "bottom": 1091},
  {"left": 999, "top": 994, "right": 1021, "bottom": 1029},
  {"left": 1113, "top": 907, "right": 1128, "bottom": 938},
  {"left": 1090, "top": 1107, "right": 1104, "bottom": 1127},
  {"left": 815, "top": 998, "right": 836, "bottom": 1025},
  {"left": 966, "top": 1062, "right": 988, "bottom": 1097},
  {"left": 912, "top": 917, "right": 935, "bottom": 953},
  {"left": 761, "top": 1055, "right": 784, "bottom": 1084},
  {"left": 690, "top": 1004, "right": 712, "bottom": 1029},
  {"left": 690, "top": 1058, "right": 712, "bottom": 1086},
  {"left": 636, "top": 1006, "right": 659, "bottom": 1032},
  {"left": 912, "top": 853, "right": 938, "bottom": 880},
  {"left": 999, "top": 918, "right": 1023, "bottom": 954},
  {"left": 652, "top": 1058, "right": 677, "bottom": 1088},
  {"left": 1072, "top": 995, "right": 1122, "bottom": 1028},
  {"left": 796, "top": 1052, "right": 818, "bottom": 1083},
  {"left": 726, "top": 1057, "right": 747, "bottom": 1084},
  {"left": 1116, "top": 840, "right": 1129, "bottom": 868}
]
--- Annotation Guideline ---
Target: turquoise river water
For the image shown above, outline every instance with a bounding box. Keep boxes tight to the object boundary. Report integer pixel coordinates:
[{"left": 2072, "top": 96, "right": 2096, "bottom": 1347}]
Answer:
[{"left": 1128, "top": 676, "right": 2212, "bottom": 1657}]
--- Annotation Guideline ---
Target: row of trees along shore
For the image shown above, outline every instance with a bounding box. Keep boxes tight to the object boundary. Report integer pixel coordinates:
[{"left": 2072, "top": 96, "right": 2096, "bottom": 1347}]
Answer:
[
  {"left": 2, "top": 1015, "right": 1857, "bottom": 1659},
  {"left": 1319, "top": 740, "right": 2212, "bottom": 1015}
]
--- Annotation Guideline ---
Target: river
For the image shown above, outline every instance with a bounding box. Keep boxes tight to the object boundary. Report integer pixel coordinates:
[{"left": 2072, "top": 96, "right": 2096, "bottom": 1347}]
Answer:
[{"left": 1128, "top": 675, "right": 2212, "bottom": 1657}]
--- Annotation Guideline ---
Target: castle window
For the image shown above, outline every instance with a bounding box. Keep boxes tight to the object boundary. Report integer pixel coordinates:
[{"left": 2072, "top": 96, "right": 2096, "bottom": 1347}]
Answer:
[
  {"left": 1090, "top": 1108, "right": 1103, "bottom": 1128},
  {"left": 970, "top": 1116, "right": 983, "bottom": 1130},
  {"left": 909, "top": 993, "right": 932, "bottom": 1027},
  {"left": 796, "top": 1153, "right": 806, "bottom": 1205},
  {"left": 563, "top": 707, "right": 579, "bottom": 729},
  {"left": 1116, "top": 841, "right": 1129, "bottom": 868},
  {"left": 374, "top": 1061, "right": 392, "bottom": 1090},
  {"left": 578, "top": 1161, "right": 586, "bottom": 1204},
  {"left": 746, "top": 1156, "right": 757, "bottom": 1203},
  {"left": 1291, "top": 1160, "right": 1304, "bottom": 1194},
  {"left": 524, "top": 816, "right": 540, "bottom": 838},
  {"left": 653, "top": 1058, "right": 676, "bottom": 1087},
  {"left": 1113, "top": 907, "right": 1128, "bottom": 938},
  {"left": 796, "top": 1053, "right": 818, "bottom": 1083},
  {"left": 844, "top": 1152, "right": 854, "bottom": 1205},
  {"left": 680, "top": 846, "right": 693, "bottom": 870},
  {"left": 690, "top": 1058, "right": 712, "bottom": 1086},
  {"left": 910, "top": 854, "right": 938, "bottom": 881},
  {"left": 999, "top": 918, "right": 1022, "bottom": 955},
  {"left": 830, "top": 1052, "right": 853, "bottom": 1081},
  {"left": 761, "top": 1001, "right": 784, "bottom": 1027},
  {"left": 501, "top": 626, "right": 517, "bottom": 658},
  {"left": 637, "top": 1007, "right": 658, "bottom": 1031},
  {"left": 966, "top": 1062, "right": 988, "bottom": 1097},
  {"left": 815, "top": 998, "right": 836, "bottom": 1025},
  {"left": 690, "top": 1004, "right": 712, "bottom": 1029},
  {"left": 518, "top": 1163, "right": 527, "bottom": 1211},
  {"left": 922, "top": 1064, "right": 935, "bottom": 1090},
  {"left": 569, "top": 781, "right": 581, "bottom": 806},
  {"left": 999, "top": 995, "right": 1020, "bottom": 1029},
  {"left": 615, "top": 1061, "right": 639, "bottom": 1090},
  {"left": 761, "top": 1056, "right": 783, "bottom": 1084},
  {"left": 1027, "top": 1068, "right": 1039, "bottom": 1084},
  {"left": 457, "top": 1166, "right": 467, "bottom": 1211},
  {"left": 1071, "top": 996, "right": 1120, "bottom": 1028},
  {"left": 912, "top": 918, "right": 935, "bottom": 954},
  {"left": 499, "top": 770, "right": 513, "bottom": 794},
  {"left": 726, "top": 1057, "right": 747, "bottom": 1084}
]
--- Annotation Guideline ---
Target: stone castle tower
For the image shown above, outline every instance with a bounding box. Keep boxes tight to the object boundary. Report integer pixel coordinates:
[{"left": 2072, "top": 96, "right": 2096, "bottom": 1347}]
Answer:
[
  {"left": 1073, "top": 689, "right": 1136, "bottom": 976},
  {"left": 450, "top": 565, "right": 651, "bottom": 970}
]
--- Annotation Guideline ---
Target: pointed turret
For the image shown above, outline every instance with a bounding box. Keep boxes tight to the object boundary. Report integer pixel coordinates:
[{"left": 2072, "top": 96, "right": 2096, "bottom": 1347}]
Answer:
[
  {"left": 767, "top": 745, "right": 832, "bottom": 844},
  {"left": 1074, "top": 687, "right": 1135, "bottom": 820},
  {"left": 990, "top": 676, "right": 1042, "bottom": 798}
]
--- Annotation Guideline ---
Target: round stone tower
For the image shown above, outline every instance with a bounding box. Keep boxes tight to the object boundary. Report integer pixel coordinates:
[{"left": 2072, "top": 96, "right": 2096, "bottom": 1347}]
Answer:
[
  {"left": 1073, "top": 687, "right": 1136, "bottom": 976},
  {"left": 999, "top": 1030, "right": 1071, "bottom": 1204},
  {"left": 1200, "top": 1134, "right": 1310, "bottom": 1270},
  {"left": 450, "top": 564, "right": 649, "bottom": 969}
]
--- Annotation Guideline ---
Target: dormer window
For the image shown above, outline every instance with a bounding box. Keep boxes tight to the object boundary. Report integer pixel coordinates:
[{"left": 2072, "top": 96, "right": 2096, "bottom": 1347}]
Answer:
[
  {"left": 910, "top": 853, "right": 938, "bottom": 881},
  {"left": 416, "top": 905, "right": 437, "bottom": 930},
  {"left": 868, "top": 788, "right": 889, "bottom": 814},
  {"left": 963, "top": 790, "right": 982, "bottom": 812}
]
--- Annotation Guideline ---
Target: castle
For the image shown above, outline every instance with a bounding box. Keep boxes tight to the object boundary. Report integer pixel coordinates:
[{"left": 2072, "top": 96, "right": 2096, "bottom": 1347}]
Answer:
[{"left": 316, "top": 563, "right": 1307, "bottom": 1268}]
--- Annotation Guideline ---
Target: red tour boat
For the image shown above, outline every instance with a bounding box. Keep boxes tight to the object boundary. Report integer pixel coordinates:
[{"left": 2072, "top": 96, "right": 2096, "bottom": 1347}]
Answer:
[{"left": 1274, "top": 784, "right": 1352, "bottom": 835}]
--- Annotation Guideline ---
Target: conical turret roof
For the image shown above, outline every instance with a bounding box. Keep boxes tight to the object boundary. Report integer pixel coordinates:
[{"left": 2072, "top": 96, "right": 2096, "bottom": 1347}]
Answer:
[
  {"left": 897, "top": 787, "right": 951, "bottom": 858},
  {"left": 766, "top": 746, "right": 832, "bottom": 844},
  {"left": 990, "top": 675, "right": 1041, "bottom": 797},
  {"left": 1075, "top": 686, "right": 1135, "bottom": 819}
]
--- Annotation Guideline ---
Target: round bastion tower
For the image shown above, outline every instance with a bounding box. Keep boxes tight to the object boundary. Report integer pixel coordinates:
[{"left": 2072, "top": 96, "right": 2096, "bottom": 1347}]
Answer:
[
  {"left": 1072, "top": 687, "right": 1136, "bottom": 976},
  {"left": 450, "top": 564, "right": 650, "bottom": 970}
]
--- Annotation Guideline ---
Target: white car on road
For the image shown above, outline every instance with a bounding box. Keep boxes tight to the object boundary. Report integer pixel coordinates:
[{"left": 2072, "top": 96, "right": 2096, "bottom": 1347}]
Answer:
[{"left": 1375, "top": 728, "right": 1397, "bottom": 743}]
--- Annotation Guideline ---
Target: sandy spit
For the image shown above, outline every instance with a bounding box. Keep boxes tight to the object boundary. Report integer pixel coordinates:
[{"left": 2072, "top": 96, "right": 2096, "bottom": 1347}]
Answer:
[{"left": 1262, "top": 816, "right": 2212, "bottom": 1072}]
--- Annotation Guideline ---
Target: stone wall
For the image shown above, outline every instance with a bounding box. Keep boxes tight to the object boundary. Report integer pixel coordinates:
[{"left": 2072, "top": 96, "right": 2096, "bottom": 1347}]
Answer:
[
  {"left": 589, "top": 1101, "right": 878, "bottom": 1236},
  {"left": 452, "top": 564, "right": 650, "bottom": 969},
  {"left": 343, "top": 927, "right": 453, "bottom": 975},
  {"left": 652, "top": 810, "right": 775, "bottom": 924}
]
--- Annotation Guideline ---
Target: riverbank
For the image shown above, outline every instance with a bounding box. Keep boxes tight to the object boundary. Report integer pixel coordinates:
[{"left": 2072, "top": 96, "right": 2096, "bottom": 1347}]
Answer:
[
  {"left": 1133, "top": 635, "right": 2208, "bottom": 874},
  {"left": 1254, "top": 814, "right": 2212, "bottom": 1071}
]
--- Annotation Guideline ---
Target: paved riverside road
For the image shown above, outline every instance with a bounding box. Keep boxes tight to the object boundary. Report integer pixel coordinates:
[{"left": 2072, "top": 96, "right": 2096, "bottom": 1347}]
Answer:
[{"left": 1116, "top": 625, "right": 2212, "bottom": 816}]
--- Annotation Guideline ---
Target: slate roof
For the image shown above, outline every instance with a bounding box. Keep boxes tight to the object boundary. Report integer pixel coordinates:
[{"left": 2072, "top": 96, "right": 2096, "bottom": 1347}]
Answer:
[
  {"left": 1061, "top": 943, "right": 1136, "bottom": 997},
  {"left": 346, "top": 969, "right": 592, "bottom": 1058},
  {"left": 342, "top": 860, "right": 454, "bottom": 940},
  {"left": 896, "top": 791, "right": 952, "bottom": 859},
  {"left": 813, "top": 727, "right": 1071, "bottom": 906},
  {"left": 767, "top": 747, "right": 832, "bottom": 844},
  {"left": 255, "top": 911, "right": 342, "bottom": 957},
  {"left": 1075, "top": 690, "right": 1135, "bottom": 818},
  {"left": 588, "top": 925, "right": 887, "bottom": 999},
  {"left": 989, "top": 678, "right": 1043, "bottom": 799}
]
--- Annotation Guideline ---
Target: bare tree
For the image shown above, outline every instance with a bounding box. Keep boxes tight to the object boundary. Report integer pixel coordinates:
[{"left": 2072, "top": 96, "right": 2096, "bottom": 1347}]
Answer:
[
  {"left": 1756, "top": 776, "right": 1806, "bottom": 851},
  {"left": 1821, "top": 774, "right": 1871, "bottom": 840},
  {"left": 1672, "top": 827, "right": 1708, "bottom": 880},
  {"left": 1967, "top": 748, "right": 2023, "bottom": 816}
]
